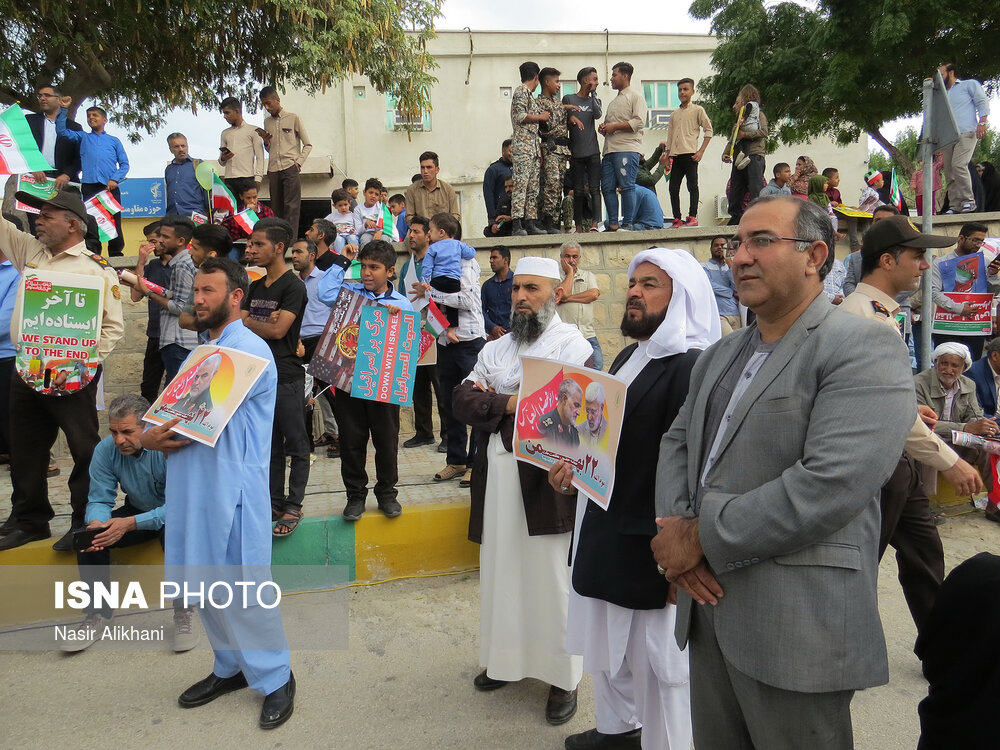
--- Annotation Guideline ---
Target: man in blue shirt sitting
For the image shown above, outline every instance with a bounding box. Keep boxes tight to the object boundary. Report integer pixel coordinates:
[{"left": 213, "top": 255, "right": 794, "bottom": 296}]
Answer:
[
  {"left": 55, "top": 101, "right": 129, "bottom": 256},
  {"left": 60, "top": 394, "right": 199, "bottom": 653},
  {"left": 164, "top": 133, "right": 208, "bottom": 217},
  {"left": 701, "top": 235, "right": 741, "bottom": 335}
]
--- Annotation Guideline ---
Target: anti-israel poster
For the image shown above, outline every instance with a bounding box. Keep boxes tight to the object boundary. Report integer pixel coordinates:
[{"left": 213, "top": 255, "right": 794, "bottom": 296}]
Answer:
[
  {"left": 16, "top": 270, "right": 104, "bottom": 395},
  {"left": 513, "top": 356, "right": 627, "bottom": 508},
  {"left": 144, "top": 345, "right": 270, "bottom": 447},
  {"left": 350, "top": 306, "right": 420, "bottom": 406},
  {"left": 933, "top": 251, "right": 993, "bottom": 335},
  {"left": 306, "top": 288, "right": 377, "bottom": 393}
]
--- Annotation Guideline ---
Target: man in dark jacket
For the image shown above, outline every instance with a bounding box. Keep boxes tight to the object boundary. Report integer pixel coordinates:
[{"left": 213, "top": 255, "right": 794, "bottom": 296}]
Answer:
[{"left": 25, "top": 85, "right": 82, "bottom": 236}]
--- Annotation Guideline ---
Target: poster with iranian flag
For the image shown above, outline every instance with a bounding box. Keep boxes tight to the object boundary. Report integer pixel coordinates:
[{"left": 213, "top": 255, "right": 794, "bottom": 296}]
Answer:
[
  {"left": 514, "top": 356, "right": 626, "bottom": 508},
  {"left": 932, "top": 251, "right": 994, "bottom": 335},
  {"left": 0, "top": 105, "right": 53, "bottom": 174}
]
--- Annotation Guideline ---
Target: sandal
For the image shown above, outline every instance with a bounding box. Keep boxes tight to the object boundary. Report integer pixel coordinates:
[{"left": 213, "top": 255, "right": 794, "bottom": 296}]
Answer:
[
  {"left": 434, "top": 464, "right": 465, "bottom": 482},
  {"left": 273, "top": 509, "right": 302, "bottom": 537}
]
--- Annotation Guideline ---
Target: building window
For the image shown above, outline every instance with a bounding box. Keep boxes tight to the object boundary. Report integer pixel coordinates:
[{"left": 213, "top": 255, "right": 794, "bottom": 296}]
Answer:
[
  {"left": 385, "top": 93, "right": 431, "bottom": 132},
  {"left": 642, "top": 81, "right": 681, "bottom": 129},
  {"left": 559, "top": 82, "right": 577, "bottom": 100}
]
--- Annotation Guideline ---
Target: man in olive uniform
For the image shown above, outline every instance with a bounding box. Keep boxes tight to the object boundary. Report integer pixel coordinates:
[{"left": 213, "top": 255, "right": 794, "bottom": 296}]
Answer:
[
  {"left": 510, "top": 61, "right": 548, "bottom": 237},
  {"left": 539, "top": 379, "right": 583, "bottom": 447},
  {"left": 537, "top": 67, "right": 572, "bottom": 235}
]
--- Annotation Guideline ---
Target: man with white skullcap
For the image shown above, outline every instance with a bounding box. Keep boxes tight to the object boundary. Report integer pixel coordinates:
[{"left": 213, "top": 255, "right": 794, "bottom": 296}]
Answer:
[
  {"left": 841, "top": 214, "right": 983, "bottom": 632},
  {"left": 452, "top": 256, "right": 592, "bottom": 725},
  {"left": 553, "top": 248, "right": 719, "bottom": 750},
  {"left": 913, "top": 342, "right": 996, "bottom": 499}
]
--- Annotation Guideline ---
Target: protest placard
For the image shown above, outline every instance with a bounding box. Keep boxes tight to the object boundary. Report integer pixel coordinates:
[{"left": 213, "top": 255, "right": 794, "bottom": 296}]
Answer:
[
  {"left": 933, "top": 251, "right": 994, "bottom": 335},
  {"left": 306, "top": 288, "right": 376, "bottom": 393},
  {"left": 513, "top": 356, "right": 627, "bottom": 508},
  {"left": 15, "top": 174, "right": 57, "bottom": 213},
  {"left": 144, "top": 345, "right": 270, "bottom": 447},
  {"left": 351, "top": 306, "right": 420, "bottom": 406},
  {"left": 16, "top": 269, "right": 104, "bottom": 395}
]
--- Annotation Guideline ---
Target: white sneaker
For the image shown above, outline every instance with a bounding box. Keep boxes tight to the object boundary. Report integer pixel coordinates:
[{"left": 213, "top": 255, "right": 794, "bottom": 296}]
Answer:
[
  {"left": 59, "top": 611, "right": 111, "bottom": 652},
  {"left": 172, "top": 607, "right": 200, "bottom": 652},
  {"left": 960, "top": 201, "right": 977, "bottom": 213}
]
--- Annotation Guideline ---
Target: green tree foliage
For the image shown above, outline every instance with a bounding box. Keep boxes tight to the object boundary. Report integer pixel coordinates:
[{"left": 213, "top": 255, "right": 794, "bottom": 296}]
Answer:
[
  {"left": 689, "top": 0, "right": 1000, "bottom": 172},
  {"left": 1, "top": 0, "right": 441, "bottom": 136}
]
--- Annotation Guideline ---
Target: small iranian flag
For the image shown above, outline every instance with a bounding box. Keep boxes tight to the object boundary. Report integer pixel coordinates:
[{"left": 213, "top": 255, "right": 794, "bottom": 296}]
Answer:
[
  {"left": 0, "top": 105, "right": 53, "bottom": 174},
  {"left": 84, "top": 194, "right": 119, "bottom": 241},
  {"left": 424, "top": 299, "right": 449, "bottom": 338},
  {"left": 90, "top": 189, "right": 122, "bottom": 214},
  {"left": 377, "top": 202, "right": 400, "bottom": 241},
  {"left": 211, "top": 172, "right": 236, "bottom": 216},
  {"left": 233, "top": 209, "right": 260, "bottom": 234},
  {"left": 889, "top": 168, "right": 903, "bottom": 212}
]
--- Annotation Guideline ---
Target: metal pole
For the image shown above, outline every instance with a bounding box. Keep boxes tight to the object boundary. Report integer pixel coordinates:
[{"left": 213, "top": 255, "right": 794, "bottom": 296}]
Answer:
[{"left": 920, "top": 77, "right": 935, "bottom": 369}]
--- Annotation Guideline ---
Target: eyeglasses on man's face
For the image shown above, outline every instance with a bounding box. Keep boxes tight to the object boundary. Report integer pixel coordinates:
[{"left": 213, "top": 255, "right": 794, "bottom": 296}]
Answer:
[{"left": 724, "top": 235, "right": 812, "bottom": 257}]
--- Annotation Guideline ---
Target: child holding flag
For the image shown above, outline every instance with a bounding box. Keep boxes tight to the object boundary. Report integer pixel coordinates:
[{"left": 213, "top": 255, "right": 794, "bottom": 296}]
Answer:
[
  {"left": 414, "top": 212, "right": 476, "bottom": 343},
  {"left": 221, "top": 179, "right": 274, "bottom": 243}
]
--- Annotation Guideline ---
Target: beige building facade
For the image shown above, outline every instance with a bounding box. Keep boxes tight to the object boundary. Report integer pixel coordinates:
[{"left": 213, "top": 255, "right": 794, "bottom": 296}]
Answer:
[{"left": 273, "top": 29, "right": 870, "bottom": 235}]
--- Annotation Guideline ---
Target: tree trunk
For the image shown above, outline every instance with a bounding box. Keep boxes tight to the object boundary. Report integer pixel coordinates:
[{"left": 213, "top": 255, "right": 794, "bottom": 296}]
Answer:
[{"left": 869, "top": 128, "right": 916, "bottom": 175}]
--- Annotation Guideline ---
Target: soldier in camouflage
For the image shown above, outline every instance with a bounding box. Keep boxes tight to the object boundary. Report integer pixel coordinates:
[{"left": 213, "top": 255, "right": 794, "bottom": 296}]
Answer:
[
  {"left": 537, "top": 67, "right": 573, "bottom": 235},
  {"left": 510, "top": 61, "right": 549, "bottom": 236}
]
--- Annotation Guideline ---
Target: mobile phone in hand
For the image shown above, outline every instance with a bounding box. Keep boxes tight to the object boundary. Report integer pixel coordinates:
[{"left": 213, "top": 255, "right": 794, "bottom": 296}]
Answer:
[{"left": 72, "top": 527, "right": 102, "bottom": 551}]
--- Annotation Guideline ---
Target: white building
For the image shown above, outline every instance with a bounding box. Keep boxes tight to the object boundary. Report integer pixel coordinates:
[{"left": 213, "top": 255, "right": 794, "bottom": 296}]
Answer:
[{"left": 275, "top": 29, "right": 870, "bottom": 235}]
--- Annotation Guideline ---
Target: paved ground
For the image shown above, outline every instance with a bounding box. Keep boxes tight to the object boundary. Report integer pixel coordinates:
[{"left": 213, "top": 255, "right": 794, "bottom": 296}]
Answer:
[{"left": 2, "top": 510, "right": 997, "bottom": 749}]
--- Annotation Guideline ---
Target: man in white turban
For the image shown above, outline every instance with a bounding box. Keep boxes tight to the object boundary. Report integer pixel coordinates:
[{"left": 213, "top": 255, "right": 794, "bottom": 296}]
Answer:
[
  {"left": 913, "top": 341, "right": 997, "bottom": 497},
  {"left": 554, "top": 248, "right": 720, "bottom": 750},
  {"left": 452, "top": 256, "right": 592, "bottom": 725}
]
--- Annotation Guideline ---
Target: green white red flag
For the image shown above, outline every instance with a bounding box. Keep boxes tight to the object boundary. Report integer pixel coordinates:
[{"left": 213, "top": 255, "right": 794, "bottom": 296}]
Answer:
[
  {"left": 424, "top": 299, "right": 448, "bottom": 338},
  {"left": 211, "top": 173, "right": 236, "bottom": 216},
  {"left": 232, "top": 209, "right": 260, "bottom": 234},
  {"left": 889, "top": 168, "right": 903, "bottom": 212},
  {"left": 0, "top": 105, "right": 53, "bottom": 174},
  {"left": 377, "top": 202, "right": 400, "bottom": 241},
  {"left": 84, "top": 193, "right": 119, "bottom": 241}
]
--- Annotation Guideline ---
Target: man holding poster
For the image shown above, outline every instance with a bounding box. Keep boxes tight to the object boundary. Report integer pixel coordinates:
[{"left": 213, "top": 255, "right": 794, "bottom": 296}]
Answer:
[
  {"left": 551, "top": 248, "right": 720, "bottom": 750},
  {"left": 0, "top": 187, "right": 123, "bottom": 552},
  {"left": 140, "top": 257, "right": 295, "bottom": 729},
  {"left": 931, "top": 222, "right": 997, "bottom": 360},
  {"left": 452, "top": 256, "right": 592, "bottom": 726}
]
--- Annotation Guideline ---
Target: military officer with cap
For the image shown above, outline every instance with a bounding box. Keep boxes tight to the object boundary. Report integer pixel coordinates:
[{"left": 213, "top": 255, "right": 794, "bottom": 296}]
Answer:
[
  {"left": 0, "top": 186, "right": 124, "bottom": 551},
  {"left": 841, "top": 214, "right": 982, "bottom": 633}
]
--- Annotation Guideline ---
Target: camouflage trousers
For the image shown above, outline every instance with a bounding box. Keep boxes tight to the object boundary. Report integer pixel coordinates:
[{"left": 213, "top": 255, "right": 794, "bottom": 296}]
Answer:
[
  {"left": 540, "top": 148, "right": 568, "bottom": 218},
  {"left": 511, "top": 140, "right": 540, "bottom": 220}
]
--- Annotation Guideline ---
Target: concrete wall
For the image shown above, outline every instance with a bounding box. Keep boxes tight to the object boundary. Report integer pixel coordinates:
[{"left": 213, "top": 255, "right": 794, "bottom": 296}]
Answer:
[{"left": 102, "top": 213, "right": 1000, "bottom": 419}]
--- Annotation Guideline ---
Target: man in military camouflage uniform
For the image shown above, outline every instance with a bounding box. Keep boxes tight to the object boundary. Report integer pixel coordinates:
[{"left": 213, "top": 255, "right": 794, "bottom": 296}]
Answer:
[
  {"left": 537, "top": 67, "right": 572, "bottom": 235},
  {"left": 510, "top": 61, "right": 548, "bottom": 237}
]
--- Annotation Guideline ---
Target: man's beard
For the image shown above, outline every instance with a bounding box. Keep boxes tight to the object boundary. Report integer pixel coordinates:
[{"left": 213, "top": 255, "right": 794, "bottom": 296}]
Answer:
[
  {"left": 194, "top": 299, "right": 231, "bottom": 332},
  {"left": 620, "top": 301, "right": 667, "bottom": 340},
  {"left": 510, "top": 296, "right": 556, "bottom": 344}
]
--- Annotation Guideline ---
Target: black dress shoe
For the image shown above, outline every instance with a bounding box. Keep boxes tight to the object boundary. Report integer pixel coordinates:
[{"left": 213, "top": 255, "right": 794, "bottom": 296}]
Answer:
[
  {"left": 436, "top": 440, "right": 448, "bottom": 454},
  {"left": 0, "top": 528, "right": 50, "bottom": 551},
  {"left": 51, "top": 528, "right": 76, "bottom": 551},
  {"left": 178, "top": 672, "right": 249, "bottom": 708},
  {"left": 546, "top": 686, "right": 578, "bottom": 725},
  {"left": 986, "top": 507, "right": 1000, "bottom": 524},
  {"left": 473, "top": 669, "right": 509, "bottom": 691},
  {"left": 260, "top": 672, "right": 295, "bottom": 729},
  {"left": 565, "top": 727, "right": 642, "bottom": 749},
  {"left": 403, "top": 435, "right": 434, "bottom": 448}
]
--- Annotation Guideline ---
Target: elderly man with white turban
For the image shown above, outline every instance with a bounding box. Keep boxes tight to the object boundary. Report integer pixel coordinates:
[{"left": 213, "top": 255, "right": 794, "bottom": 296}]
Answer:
[
  {"left": 913, "top": 342, "right": 997, "bottom": 496},
  {"left": 453, "top": 256, "right": 592, "bottom": 726},
  {"left": 551, "top": 248, "right": 720, "bottom": 750}
]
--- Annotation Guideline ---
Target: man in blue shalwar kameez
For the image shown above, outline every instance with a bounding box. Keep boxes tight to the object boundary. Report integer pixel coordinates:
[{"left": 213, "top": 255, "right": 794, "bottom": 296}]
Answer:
[{"left": 141, "top": 257, "right": 295, "bottom": 729}]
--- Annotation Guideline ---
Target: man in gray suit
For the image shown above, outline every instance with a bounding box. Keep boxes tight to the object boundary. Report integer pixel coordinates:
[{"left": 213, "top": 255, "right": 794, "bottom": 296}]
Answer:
[{"left": 651, "top": 196, "right": 917, "bottom": 749}]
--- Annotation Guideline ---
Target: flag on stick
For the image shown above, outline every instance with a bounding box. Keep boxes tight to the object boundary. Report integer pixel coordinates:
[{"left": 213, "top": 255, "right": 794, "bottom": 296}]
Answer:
[
  {"left": 424, "top": 299, "right": 449, "bottom": 338},
  {"left": 232, "top": 209, "right": 260, "bottom": 235},
  {"left": 211, "top": 173, "right": 236, "bottom": 216},
  {"left": 377, "top": 202, "right": 400, "bottom": 242},
  {"left": 889, "top": 168, "right": 903, "bottom": 212},
  {"left": 84, "top": 195, "right": 119, "bottom": 241},
  {"left": 402, "top": 253, "right": 429, "bottom": 312},
  {"left": 0, "top": 105, "right": 53, "bottom": 174}
]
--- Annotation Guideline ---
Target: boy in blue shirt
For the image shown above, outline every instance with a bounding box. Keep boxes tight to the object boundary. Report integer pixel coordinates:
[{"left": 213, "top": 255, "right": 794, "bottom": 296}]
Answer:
[{"left": 317, "top": 241, "right": 412, "bottom": 521}]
